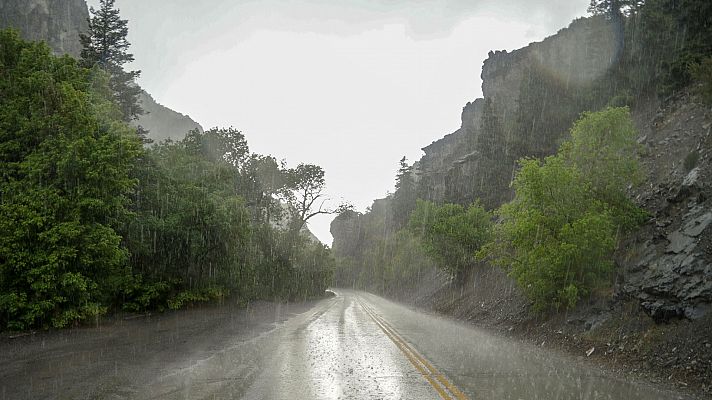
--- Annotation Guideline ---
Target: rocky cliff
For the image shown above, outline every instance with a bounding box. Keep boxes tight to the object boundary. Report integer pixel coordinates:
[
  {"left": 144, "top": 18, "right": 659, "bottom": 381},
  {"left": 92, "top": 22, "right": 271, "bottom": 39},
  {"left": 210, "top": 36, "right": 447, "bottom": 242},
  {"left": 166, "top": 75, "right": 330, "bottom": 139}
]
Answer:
[
  {"left": 136, "top": 90, "right": 203, "bottom": 143},
  {"left": 417, "top": 16, "right": 621, "bottom": 208},
  {"left": 333, "top": 15, "right": 711, "bottom": 321},
  {"left": 618, "top": 90, "right": 712, "bottom": 321},
  {"left": 0, "top": 0, "right": 202, "bottom": 143},
  {"left": 0, "top": 0, "right": 88, "bottom": 57}
]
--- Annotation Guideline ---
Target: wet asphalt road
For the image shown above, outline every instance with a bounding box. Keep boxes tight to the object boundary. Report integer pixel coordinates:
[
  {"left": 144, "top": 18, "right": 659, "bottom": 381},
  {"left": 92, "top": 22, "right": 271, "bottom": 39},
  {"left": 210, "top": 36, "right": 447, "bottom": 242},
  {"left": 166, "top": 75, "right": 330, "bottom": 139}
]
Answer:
[{"left": 0, "top": 290, "right": 688, "bottom": 399}]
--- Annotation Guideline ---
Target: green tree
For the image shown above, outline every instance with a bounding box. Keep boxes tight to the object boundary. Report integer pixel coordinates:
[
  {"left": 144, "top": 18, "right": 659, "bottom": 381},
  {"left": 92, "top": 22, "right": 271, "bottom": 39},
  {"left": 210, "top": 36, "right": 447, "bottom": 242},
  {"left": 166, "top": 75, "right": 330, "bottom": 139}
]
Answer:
[
  {"left": 483, "top": 108, "right": 645, "bottom": 312},
  {"left": 485, "top": 157, "right": 616, "bottom": 312},
  {"left": 80, "top": 0, "right": 142, "bottom": 121},
  {"left": 0, "top": 30, "right": 142, "bottom": 329},
  {"left": 588, "top": 0, "right": 644, "bottom": 17},
  {"left": 391, "top": 156, "right": 417, "bottom": 229},
  {"left": 409, "top": 200, "right": 491, "bottom": 281},
  {"left": 559, "top": 107, "right": 646, "bottom": 229}
]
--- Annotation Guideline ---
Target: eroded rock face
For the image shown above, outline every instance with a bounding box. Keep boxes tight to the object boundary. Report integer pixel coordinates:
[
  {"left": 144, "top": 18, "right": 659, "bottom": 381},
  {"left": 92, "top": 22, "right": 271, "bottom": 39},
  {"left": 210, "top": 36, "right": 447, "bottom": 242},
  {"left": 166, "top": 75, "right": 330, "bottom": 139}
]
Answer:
[
  {"left": 0, "top": 0, "right": 89, "bottom": 57},
  {"left": 134, "top": 90, "right": 204, "bottom": 143},
  {"left": 620, "top": 93, "right": 712, "bottom": 320},
  {"left": 0, "top": 0, "right": 204, "bottom": 143},
  {"left": 415, "top": 16, "right": 621, "bottom": 208}
]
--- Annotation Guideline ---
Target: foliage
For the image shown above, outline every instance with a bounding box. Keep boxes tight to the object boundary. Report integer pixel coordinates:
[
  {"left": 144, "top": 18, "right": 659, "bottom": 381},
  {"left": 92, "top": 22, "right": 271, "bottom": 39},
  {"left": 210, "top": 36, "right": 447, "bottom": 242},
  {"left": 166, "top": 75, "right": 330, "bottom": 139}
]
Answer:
[
  {"left": 484, "top": 157, "right": 616, "bottom": 312},
  {"left": 684, "top": 150, "right": 700, "bottom": 172},
  {"left": 391, "top": 157, "right": 417, "bottom": 229},
  {"left": 588, "top": 0, "right": 645, "bottom": 17},
  {"left": 80, "top": 0, "right": 142, "bottom": 121},
  {"left": 122, "top": 128, "right": 335, "bottom": 309},
  {"left": 0, "top": 32, "right": 336, "bottom": 330},
  {"left": 483, "top": 108, "right": 645, "bottom": 312},
  {"left": 689, "top": 57, "right": 712, "bottom": 104},
  {"left": 0, "top": 30, "right": 142, "bottom": 329},
  {"left": 409, "top": 200, "right": 492, "bottom": 280},
  {"left": 332, "top": 214, "right": 433, "bottom": 295},
  {"left": 559, "top": 107, "right": 646, "bottom": 230},
  {"left": 629, "top": 0, "right": 712, "bottom": 95},
  {"left": 281, "top": 163, "right": 327, "bottom": 234}
]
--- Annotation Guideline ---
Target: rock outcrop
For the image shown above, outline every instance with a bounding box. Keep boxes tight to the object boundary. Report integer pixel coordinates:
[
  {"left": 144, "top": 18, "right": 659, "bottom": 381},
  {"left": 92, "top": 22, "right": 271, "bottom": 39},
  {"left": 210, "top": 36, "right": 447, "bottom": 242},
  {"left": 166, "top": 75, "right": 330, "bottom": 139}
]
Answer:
[
  {"left": 619, "top": 92, "right": 712, "bottom": 320},
  {"left": 135, "top": 91, "right": 204, "bottom": 143},
  {"left": 0, "top": 0, "right": 88, "bottom": 57},
  {"left": 0, "top": 0, "right": 202, "bottom": 143},
  {"left": 416, "top": 16, "right": 621, "bottom": 208}
]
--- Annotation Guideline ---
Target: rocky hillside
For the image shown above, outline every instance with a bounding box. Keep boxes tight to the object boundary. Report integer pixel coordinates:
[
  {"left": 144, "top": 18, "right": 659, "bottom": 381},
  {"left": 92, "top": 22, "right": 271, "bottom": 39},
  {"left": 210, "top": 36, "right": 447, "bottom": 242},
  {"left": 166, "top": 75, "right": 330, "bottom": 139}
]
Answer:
[
  {"left": 619, "top": 90, "right": 712, "bottom": 321},
  {"left": 136, "top": 90, "right": 203, "bottom": 142},
  {"left": 331, "top": 10, "right": 711, "bottom": 396},
  {"left": 334, "top": 12, "right": 711, "bottom": 322},
  {"left": 0, "top": 0, "right": 88, "bottom": 57},
  {"left": 0, "top": 0, "right": 202, "bottom": 143},
  {"left": 416, "top": 16, "right": 620, "bottom": 208}
]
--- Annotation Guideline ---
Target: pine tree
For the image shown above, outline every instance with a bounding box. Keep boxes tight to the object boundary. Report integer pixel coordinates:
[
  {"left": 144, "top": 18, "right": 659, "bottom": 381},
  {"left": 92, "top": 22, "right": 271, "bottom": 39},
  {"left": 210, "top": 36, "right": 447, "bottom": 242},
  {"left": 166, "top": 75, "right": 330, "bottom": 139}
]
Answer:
[
  {"left": 392, "top": 157, "right": 417, "bottom": 228},
  {"left": 80, "top": 0, "right": 143, "bottom": 121}
]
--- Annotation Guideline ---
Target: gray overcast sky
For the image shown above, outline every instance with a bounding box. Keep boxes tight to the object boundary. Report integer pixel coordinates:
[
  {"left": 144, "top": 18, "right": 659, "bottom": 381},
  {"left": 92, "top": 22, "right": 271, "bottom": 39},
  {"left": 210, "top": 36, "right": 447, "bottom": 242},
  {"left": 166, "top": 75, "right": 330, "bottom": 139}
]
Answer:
[{"left": 88, "top": 0, "right": 590, "bottom": 244}]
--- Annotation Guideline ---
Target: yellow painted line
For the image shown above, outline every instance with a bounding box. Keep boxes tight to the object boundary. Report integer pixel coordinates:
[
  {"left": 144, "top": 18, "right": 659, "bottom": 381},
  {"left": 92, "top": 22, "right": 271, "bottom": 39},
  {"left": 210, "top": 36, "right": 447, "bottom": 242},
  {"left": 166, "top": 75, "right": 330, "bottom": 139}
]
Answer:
[
  {"left": 365, "top": 307, "right": 453, "bottom": 400},
  {"left": 363, "top": 304, "right": 469, "bottom": 400},
  {"left": 358, "top": 299, "right": 470, "bottom": 400},
  {"left": 368, "top": 307, "right": 469, "bottom": 400}
]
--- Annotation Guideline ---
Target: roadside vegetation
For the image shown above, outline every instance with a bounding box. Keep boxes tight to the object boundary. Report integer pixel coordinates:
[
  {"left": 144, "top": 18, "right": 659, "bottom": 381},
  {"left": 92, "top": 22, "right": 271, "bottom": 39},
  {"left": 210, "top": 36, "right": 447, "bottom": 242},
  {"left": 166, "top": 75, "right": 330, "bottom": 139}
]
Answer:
[
  {"left": 334, "top": 108, "right": 644, "bottom": 312},
  {"left": 0, "top": 1, "right": 337, "bottom": 331},
  {"left": 332, "top": 0, "right": 711, "bottom": 313}
]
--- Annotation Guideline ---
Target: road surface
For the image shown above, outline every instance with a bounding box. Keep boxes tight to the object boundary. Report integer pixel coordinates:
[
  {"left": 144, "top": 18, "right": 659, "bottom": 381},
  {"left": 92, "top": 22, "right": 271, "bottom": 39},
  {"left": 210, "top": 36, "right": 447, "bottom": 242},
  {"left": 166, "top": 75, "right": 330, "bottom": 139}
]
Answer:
[{"left": 0, "top": 290, "right": 688, "bottom": 399}]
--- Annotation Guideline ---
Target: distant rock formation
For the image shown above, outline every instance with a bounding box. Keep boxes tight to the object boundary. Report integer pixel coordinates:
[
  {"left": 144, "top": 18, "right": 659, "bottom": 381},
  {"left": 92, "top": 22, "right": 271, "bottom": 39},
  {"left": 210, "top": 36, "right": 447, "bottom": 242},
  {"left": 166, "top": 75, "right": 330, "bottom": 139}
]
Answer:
[
  {"left": 135, "top": 90, "right": 203, "bottom": 143},
  {"left": 0, "top": 0, "right": 202, "bottom": 143}
]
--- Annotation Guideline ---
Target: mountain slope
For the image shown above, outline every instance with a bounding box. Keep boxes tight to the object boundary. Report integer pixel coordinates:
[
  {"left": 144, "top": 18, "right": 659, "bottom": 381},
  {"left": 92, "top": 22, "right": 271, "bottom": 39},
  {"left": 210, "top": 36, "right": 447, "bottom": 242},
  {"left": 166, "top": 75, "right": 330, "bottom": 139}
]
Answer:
[{"left": 0, "top": 0, "right": 202, "bottom": 143}]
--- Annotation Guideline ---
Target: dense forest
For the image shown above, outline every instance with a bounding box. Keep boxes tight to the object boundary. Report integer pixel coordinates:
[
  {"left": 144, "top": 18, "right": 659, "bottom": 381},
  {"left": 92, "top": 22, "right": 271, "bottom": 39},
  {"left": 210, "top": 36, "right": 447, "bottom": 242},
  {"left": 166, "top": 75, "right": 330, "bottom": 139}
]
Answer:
[
  {"left": 332, "top": 0, "right": 712, "bottom": 312},
  {"left": 0, "top": 1, "right": 337, "bottom": 331}
]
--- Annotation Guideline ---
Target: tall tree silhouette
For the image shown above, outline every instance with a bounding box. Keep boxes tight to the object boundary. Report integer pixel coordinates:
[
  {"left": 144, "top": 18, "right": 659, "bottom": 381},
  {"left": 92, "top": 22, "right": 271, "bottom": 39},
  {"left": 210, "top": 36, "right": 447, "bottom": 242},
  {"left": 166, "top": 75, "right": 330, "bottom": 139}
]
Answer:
[{"left": 80, "top": 0, "right": 143, "bottom": 121}]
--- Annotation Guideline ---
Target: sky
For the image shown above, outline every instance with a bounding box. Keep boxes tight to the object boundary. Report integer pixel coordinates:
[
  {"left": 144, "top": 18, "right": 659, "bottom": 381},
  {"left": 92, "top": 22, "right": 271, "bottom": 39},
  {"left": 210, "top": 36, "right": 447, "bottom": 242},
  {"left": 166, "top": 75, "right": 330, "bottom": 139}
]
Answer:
[{"left": 87, "top": 0, "right": 590, "bottom": 244}]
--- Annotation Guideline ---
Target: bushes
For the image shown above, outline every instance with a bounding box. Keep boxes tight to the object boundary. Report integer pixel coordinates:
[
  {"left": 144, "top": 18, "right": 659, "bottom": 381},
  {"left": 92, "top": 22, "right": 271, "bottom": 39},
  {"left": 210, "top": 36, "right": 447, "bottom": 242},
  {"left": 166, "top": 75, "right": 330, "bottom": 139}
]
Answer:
[
  {"left": 487, "top": 157, "right": 617, "bottom": 311},
  {"left": 409, "top": 200, "right": 491, "bottom": 280},
  {"left": 0, "top": 32, "right": 335, "bottom": 330},
  {"left": 0, "top": 31, "right": 142, "bottom": 329},
  {"left": 689, "top": 57, "right": 712, "bottom": 105},
  {"left": 484, "top": 108, "right": 645, "bottom": 312}
]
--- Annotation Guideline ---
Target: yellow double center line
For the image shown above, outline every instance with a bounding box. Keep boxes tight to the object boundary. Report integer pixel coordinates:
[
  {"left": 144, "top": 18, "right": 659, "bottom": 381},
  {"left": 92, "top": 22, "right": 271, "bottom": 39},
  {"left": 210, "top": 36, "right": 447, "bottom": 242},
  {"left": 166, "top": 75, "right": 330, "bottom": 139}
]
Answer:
[{"left": 358, "top": 299, "right": 469, "bottom": 400}]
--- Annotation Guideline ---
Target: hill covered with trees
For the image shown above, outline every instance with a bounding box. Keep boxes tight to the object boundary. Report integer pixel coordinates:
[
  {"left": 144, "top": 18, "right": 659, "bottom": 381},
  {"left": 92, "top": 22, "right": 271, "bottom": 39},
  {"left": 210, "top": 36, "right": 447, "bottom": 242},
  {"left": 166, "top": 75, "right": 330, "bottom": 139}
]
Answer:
[{"left": 0, "top": 1, "right": 337, "bottom": 330}]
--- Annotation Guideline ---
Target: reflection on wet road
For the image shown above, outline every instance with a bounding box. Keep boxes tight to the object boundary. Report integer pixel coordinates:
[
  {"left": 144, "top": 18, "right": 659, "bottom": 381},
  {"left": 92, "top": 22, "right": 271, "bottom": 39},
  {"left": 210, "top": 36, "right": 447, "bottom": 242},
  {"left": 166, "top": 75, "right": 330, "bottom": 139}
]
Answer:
[
  {"left": 0, "top": 290, "right": 689, "bottom": 399},
  {"left": 241, "top": 291, "right": 683, "bottom": 400}
]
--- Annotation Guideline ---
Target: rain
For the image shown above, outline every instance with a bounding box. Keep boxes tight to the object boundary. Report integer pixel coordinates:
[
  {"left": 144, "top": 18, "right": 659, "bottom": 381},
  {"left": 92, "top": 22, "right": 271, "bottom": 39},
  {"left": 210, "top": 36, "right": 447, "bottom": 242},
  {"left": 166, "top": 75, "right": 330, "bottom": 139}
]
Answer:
[{"left": 0, "top": 0, "right": 711, "bottom": 399}]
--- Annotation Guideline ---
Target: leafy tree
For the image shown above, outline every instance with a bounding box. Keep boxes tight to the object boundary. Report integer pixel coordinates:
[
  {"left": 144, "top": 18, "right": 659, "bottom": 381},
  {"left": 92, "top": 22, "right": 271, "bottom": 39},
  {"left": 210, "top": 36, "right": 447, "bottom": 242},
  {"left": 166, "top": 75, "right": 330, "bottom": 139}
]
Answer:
[
  {"left": 80, "top": 0, "right": 142, "bottom": 121},
  {"left": 559, "top": 107, "right": 646, "bottom": 229},
  {"left": 0, "top": 30, "right": 142, "bottom": 329},
  {"left": 282, "top": 163, "right": 328, "bottom": 235},
  {"left": 482, "top": 108, "right": 645, "bottom": 312},
  {"left": 409, "top": 200, "right": 491, "bottom": 281},
  {"left": 690, "top": 57, "right": 712, "bottom": 104},
  {"left": 484, "top": 157, "right": 615, "bottom": 312},
  {"left": 282, "top": 163, "right": 352, "bottom": 238},
  {"left": 632, "top": 0, "right": 712, "bottom": 94}
]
